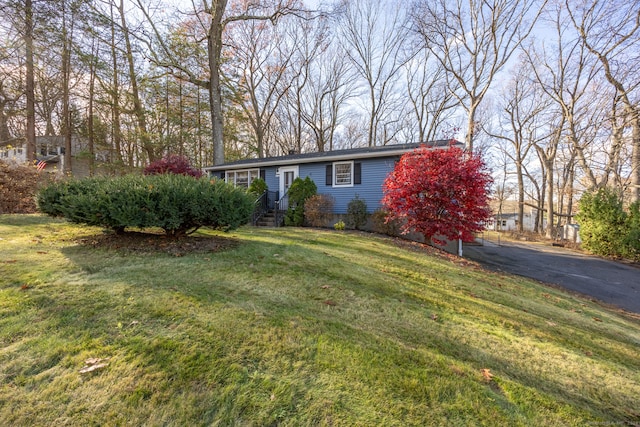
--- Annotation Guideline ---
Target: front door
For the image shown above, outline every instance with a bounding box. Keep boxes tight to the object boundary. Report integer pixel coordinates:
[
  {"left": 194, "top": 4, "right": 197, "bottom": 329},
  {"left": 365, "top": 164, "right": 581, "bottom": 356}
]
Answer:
[{"left": 279, "top": 166, "right": 299, "bottom": 197}]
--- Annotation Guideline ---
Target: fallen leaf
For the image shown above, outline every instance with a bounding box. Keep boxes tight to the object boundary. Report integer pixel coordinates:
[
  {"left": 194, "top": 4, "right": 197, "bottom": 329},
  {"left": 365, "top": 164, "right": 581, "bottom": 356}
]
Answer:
[
  {"left": 37, "top": 251, "right": 48, "bottom": 254},
  {"left": 323, "top": 300, "right": 337, "bottom": 306},
  {"left": 481, "top": 368, "right": 493, "bottom": 382},
  {"left": 79, "top": 363, "right": 108, "bottom": 374},
  {"left": 3, "top": 260, "right": 17, "bottom": 264},
  {"left": 430, "top": 314, "right": 439, "bottom": 321},
  {"left": 20, "top": 284, "right": 30, "bottom": 290},
  {"left": 593, "top": 317, "right": 602, "bottom": 322},
  {"left": 546, "top": 321, "right": 557, "bottom": 327},
  {"left": 80, "top": 357, "right": 110, "bottom": 374},
  {"left": 270, "top": 394, "right": 275, "bottom": 401},
  {"left": 321, "top": 285, "right": 330, "bottom": 289}
]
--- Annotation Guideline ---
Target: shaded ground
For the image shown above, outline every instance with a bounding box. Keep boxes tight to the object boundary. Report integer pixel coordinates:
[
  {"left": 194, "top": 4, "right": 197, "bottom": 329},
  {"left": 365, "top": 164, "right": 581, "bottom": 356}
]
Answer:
[
  {"left": 72, "top": 230, "right": 239, "bottom": 257},
  {"left": 463, "top": 239, "right": 640, "bottom": 315}
]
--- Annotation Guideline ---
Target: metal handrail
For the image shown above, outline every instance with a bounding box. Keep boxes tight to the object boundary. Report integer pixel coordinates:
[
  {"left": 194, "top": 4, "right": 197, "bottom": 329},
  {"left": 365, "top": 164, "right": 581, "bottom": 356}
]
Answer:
[
  {"left": 274, "top": 191, "right": 289, "bottom": 227},
  {"left": 252, "top": 191, "right": 269, "bottom": 226}
]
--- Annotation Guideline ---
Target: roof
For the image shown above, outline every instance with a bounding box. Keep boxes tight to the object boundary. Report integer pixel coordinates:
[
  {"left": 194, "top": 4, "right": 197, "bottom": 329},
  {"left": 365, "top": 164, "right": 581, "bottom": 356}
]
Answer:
[{"left": 204, "top": 140, "right": 462, "bottom": 172}]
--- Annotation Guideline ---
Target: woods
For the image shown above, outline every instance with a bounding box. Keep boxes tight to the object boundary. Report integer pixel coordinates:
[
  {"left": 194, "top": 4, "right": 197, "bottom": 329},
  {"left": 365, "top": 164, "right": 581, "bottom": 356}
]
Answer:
[{"left": 0, "top": 0, "right": 639, "bottom": 232}]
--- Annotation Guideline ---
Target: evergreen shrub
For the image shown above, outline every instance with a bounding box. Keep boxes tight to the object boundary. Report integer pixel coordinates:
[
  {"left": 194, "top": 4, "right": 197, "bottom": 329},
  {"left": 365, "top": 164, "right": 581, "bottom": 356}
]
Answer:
[
  {"left": 346, "top": 195, "right": 368, "bottom": 230},
  {"left": 37, "top": 174, "right": 253, "bottom": 235},
  {"left": 576, "top": 188, "right": 640, "bottom": 260},
  {"left": 284, "top": 177, "right": 317, "bottom": 226}
]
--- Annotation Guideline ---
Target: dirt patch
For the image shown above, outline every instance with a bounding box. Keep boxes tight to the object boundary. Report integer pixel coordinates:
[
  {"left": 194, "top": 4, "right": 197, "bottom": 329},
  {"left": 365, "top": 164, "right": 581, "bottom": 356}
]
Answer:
[{"left": 73, "top": 230, "right": 240, "bottom": 256}]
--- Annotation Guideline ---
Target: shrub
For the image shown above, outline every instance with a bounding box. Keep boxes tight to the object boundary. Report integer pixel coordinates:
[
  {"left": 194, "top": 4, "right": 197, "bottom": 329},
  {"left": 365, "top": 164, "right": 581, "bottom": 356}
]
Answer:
[
  {"left": 248, "top": 177, "right": 268, "bottom": 197},
  {"left": 37, "top": 174, "right": 253, "bottom": 235},
  {"left": 576, "top": 188, "right": 627, "bottom": 258},
  {"left": 371, "top": 209, "right": 401, "bottom": 236},
  {"left": 346, "top": 195, "right": 368, "bottom": 230},
  {"left": 284, "top": 177, "right": 317, "bottom": 226},
  {"left": 1, "top": 160, "right": 55, "bottom": 214},
  {"left": 304, "top": 194, "right": 335, "bottom": 227},
  {"left": 334, "top": 220, "right": 345, "bottom": 230},
  {"left": 144, "top": 155, "right": 203, "bottom": 178},
  {"left": 623, "top": 202, "right": 640, "bottom": 261}
]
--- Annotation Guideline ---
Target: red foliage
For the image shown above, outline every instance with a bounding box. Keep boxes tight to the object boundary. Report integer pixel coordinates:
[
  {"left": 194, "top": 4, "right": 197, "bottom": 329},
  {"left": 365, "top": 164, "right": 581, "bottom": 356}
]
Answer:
[
  {"left": 382, "top": 145, "right": 492, "bottom": 243},
  {"left": 143, "top": 155, "right": 203, "bottom": 178}
]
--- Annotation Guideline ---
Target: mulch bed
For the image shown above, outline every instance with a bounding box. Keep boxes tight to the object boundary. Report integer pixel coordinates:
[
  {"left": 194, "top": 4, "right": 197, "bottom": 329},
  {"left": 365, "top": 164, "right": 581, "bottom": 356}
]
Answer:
[{"left": 73, "top": 230, "right": 239, "bottom": 256}]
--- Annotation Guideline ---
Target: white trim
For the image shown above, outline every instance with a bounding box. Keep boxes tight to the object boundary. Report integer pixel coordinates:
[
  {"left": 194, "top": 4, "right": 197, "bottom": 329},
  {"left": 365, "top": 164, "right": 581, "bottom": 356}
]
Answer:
[
  {"left": 333, "top": 161, "right": 353, "bottom": 187},
  {"left": 279, "top": 165, "right": 299, "bottom": 195},
  {"left": 225, "top": 168, "right": 260, "bottom": 188}
]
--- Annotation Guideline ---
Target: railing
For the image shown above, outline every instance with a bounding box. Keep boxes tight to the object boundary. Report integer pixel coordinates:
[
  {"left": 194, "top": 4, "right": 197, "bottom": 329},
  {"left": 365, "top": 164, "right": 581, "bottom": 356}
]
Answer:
[
  {"left": 274, "top": 191, "right": 289, "bottom": 227},
  {"left": 252, "top": 190, "right": 279, "bottom": 226}
]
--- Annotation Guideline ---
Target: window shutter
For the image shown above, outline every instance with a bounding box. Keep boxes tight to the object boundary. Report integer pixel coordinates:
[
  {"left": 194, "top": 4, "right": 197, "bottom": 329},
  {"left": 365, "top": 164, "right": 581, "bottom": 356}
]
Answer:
[
  {"left": 220, "top": 172, "right": 225, "bottom": 180},
  {"left": 354, "top": 162, "right": 361, "bottom": 185},
  {"left": 326, "top": 165, "right": 332, "bottom": 186},
  {"left": 260, "top": 169, "right": 266, "bottom": 180}
]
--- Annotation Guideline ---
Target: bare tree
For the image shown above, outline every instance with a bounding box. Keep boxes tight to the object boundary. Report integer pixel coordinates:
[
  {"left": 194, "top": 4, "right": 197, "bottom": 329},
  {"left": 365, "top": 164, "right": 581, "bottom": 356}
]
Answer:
[
  {"left": 412, "top": 0, "right": 547, "bottom": 152},
  {"left": 486, "top": 57, "right": 550, "bottom": 232},
  {"left": 339, "top": 0, "right": 412, "bottom": 147},
  {"left": 567, "top": 0, "right": 640, "bottom": 203},
  {"left": 402, "top": 47, "right": 457, "bottom": 144},
  {"left": 136, "top": 0, "right": 312, "bottom": 165}
]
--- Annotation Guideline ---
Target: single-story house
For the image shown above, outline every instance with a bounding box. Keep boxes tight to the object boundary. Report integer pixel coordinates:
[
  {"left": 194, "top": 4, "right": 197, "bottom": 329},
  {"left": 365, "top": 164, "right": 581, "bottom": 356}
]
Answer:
[{"left": 204, "top": 140, "right": 463, "bottom": 226}]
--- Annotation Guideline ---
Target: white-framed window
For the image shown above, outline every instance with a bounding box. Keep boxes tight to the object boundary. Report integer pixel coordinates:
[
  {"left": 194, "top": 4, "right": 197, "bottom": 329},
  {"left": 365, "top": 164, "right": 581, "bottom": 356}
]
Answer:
[
  {"left": 333, "top": 161, "right": 353, "bottom": 187},
  {"left": 226, "top": 168, "right": 259, "bottom": 188}
]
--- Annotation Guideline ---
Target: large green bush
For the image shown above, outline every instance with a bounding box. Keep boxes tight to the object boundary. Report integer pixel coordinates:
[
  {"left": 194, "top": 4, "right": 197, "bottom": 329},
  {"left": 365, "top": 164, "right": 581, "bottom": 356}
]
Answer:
[
  {"left": 284, "top": 177, "right": 317, "bottom": 226},
  {"left": 576, "top": 188, "right": 640, "bottom": 260},
  {"left": 37, "top": 174, "right": 254, "bottom": 235}
]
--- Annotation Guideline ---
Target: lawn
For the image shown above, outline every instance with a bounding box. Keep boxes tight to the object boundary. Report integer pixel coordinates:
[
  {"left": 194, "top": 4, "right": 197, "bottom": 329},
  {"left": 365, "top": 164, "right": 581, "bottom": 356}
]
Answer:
[{"left": 1, "top": 215, "right": 639, "bottom": 426}]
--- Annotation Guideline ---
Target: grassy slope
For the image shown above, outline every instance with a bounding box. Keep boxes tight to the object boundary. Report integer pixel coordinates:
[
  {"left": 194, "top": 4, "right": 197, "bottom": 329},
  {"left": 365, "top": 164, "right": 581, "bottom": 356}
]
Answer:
[{"left": 0, "top": 215, "right": 638, "bottom": 426}]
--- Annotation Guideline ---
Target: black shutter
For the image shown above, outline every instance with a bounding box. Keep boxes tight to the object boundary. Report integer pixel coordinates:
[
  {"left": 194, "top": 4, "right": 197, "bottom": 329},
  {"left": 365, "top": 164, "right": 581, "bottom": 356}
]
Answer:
[
  {"left": 220, "top": 172, "right": 225, "bottom": 180},
  {"left": 354, "top": 162, "right": 361, "bottom": 185},
  {"left": 326, "top": 164, "right": 332, "bottom": 186},
  {"left": 260, "top": 169, "right": 266, "bottom": 180}
]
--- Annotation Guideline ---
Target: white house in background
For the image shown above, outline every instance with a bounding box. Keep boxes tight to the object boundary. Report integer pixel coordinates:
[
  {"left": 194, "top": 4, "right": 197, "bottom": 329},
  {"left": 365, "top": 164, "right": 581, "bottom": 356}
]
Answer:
[
  {"left": 485, "top": 212, "right": 540, "bottom": 232},
  {"left": 0, "top": 136, "right": 108, "bottom": 176}
]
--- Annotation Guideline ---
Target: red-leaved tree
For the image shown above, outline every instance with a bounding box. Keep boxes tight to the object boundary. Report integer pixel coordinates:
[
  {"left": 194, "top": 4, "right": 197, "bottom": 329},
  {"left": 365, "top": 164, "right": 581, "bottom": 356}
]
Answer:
[
  {"left": 382, "top": 145, "right": 492, "bottom": 244},
  {"left": 143, "top": 155, "right": 203, "bottom": 178}
]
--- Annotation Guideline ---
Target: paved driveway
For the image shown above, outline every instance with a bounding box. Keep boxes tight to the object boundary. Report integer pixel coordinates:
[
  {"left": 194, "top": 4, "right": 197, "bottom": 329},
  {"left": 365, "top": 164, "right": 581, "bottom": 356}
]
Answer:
[{"left": 462, "top": 239, "right": 640, "bottom": 314}]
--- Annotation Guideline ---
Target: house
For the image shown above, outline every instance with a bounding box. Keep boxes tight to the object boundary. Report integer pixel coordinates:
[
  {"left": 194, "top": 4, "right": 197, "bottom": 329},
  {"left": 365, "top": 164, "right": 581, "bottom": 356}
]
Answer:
[
  {"left": 0, "top": 136, "right": 108, "bottom": 176},
  {"left": 204, "top": 140, "right": 463, "bottom": 225}
]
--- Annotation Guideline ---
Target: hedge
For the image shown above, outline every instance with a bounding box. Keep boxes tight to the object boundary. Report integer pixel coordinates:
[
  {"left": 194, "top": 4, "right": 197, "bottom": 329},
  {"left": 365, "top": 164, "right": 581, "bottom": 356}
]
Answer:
[{"left": 37, "top": 174, "right": 254, "bottom": 235}]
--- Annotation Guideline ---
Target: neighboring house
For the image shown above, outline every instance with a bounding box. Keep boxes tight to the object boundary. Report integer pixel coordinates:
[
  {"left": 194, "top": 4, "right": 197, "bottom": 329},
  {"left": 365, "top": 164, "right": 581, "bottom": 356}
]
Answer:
[
  {"left": 204, "top": 140, "right": 462, "bottom": 224},
  {"left": 0, "top": 136, "right": 107, "bottom": 176}
]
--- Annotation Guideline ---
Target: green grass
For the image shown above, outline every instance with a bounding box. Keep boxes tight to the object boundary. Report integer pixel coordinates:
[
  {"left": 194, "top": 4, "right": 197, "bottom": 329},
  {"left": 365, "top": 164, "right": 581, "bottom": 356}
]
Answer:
[{"left": 1, "top": 214, "right": 639, "bottom": 426}]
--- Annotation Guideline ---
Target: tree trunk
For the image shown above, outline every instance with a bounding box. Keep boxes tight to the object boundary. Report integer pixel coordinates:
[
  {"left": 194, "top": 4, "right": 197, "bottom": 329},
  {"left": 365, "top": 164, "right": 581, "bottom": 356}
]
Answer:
[
  {"left": 119, "top": 0, "right": 155, "bottom": 164},
  {"left": 25, "top": 0, "right": 36, "bottom": 162},
  {"left": 109, "top": 1, "right": 123, "bottom": 165},
  {"left": 62, "top": 1, "right": 72, "bottom": 173},
  {"left": 207, "top": 0, "right": 227, "bottom": 166}
]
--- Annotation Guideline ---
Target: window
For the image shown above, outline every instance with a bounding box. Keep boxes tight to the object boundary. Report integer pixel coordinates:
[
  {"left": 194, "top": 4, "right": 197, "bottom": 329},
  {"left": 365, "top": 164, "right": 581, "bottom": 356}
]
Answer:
[
  {"left": 334, "top": 162, "right": 353, "bottom": 186},
  {"left": 226, "top": 169, "right": 259, "bottom": 188},
  {"left": 325, "top": 162, "right": 361, "bottom": 187}
]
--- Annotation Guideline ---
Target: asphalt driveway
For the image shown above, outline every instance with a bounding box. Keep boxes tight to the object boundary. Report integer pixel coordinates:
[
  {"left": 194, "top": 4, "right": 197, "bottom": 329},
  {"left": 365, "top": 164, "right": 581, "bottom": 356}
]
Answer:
[{"left": 462, "top": 239, "right": 640, "bottom": 314}]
